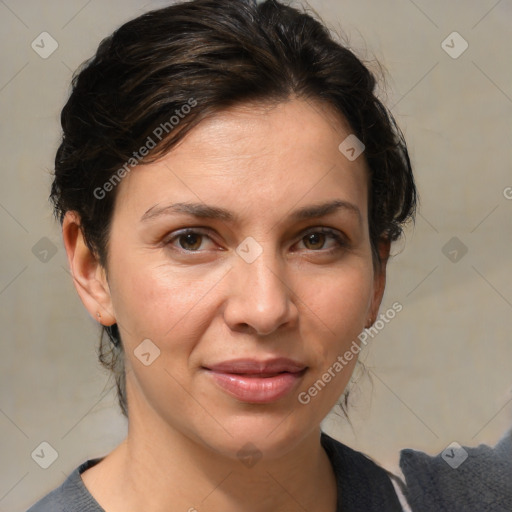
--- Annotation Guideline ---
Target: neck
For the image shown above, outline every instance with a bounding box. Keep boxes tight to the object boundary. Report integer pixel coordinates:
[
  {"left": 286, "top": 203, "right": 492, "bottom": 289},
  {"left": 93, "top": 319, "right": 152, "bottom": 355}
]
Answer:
[
  {"left": 126, "top": 424, "right": 335, "bottom": 511},
  {"left": 85, "top": 407, "right": 337, "bottom": 512}
]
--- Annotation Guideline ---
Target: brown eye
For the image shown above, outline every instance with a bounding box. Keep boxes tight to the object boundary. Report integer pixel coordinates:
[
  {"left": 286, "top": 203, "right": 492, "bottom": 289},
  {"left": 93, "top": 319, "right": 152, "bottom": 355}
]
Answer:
[
  {"left": 298, "top": 228, "right": 346, "bottom": 252},
  {"left": 166, "top": 229, "right": 216, "bottom": 252},
  {"left": 303, "top": 232, "right": 327, "bottom": 250},
  {"left": 178, "top": 233, "right": 203, "bottom": 251}
]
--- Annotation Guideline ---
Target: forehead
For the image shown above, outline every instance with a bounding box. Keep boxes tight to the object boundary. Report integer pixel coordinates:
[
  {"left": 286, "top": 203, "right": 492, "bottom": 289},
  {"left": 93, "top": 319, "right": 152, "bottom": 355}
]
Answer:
[{"left": 113, "top": 98, "right": 369, "bottom": 224}]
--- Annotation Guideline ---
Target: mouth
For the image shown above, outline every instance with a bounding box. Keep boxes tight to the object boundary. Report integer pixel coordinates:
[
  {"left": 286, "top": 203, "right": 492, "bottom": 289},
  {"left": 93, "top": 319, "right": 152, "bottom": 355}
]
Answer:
[{"left": 202, "top": 358, "right": 308, "bottom": 404}]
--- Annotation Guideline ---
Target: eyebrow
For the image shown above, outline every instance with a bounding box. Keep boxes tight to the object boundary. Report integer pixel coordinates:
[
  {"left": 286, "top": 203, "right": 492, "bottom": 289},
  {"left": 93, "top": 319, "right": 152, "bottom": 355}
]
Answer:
[{"left": 140, "top": 199, "right": 362, "bottom": 225}]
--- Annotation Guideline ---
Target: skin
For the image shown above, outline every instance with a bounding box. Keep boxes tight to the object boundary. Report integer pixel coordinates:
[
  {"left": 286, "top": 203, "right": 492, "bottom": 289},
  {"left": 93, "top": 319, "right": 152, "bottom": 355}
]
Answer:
[{"left": 63, "top": 97, "right": 389, "bottom": 512}]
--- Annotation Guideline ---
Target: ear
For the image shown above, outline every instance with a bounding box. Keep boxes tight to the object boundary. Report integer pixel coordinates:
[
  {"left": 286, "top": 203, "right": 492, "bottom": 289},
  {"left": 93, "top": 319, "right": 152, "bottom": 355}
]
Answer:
[
  {"left": 368, "top": 238, "right": 391, "bottom": 326},
  {"left": 62, "top": 211, "right": 116, "bottom": 326}
]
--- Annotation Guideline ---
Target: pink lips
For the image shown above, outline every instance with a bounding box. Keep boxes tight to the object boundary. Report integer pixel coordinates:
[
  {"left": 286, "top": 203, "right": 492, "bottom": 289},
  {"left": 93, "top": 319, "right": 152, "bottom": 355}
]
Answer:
[{"left": 204, "top": 358, "right": 307, "bottom": 404}]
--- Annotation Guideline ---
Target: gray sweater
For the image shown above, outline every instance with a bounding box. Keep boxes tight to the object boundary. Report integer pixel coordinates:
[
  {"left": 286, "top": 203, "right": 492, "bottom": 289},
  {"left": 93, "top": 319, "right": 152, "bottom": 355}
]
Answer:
[
  {"left": 399, "top": 428, "right": 512, "bottom": 511},
  {"left": 27, "top": 432, "right": 402, "bottom": 511}
]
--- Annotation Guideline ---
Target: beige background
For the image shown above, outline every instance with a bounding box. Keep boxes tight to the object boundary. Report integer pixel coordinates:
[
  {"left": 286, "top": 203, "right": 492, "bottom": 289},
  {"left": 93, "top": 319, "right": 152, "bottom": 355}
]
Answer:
[{"left": 1, "top": 0, "right": 511, "bottom": 510}]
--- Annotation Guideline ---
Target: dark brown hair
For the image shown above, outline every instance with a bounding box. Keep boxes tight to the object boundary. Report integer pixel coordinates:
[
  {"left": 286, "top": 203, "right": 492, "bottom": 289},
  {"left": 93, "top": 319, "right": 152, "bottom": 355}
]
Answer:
[{"left": 51, "top": 0, "right": 417, "bottom": 418}]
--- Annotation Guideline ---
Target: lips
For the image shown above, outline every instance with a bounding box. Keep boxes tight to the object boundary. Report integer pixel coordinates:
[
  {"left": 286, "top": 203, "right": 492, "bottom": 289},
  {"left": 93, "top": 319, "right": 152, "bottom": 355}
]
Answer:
[
  {"left": 203, "top": 358, "right": 307, "bottom": 403},
  {"left": 205, "top": 358, "right": 306, "bottom": 375}
]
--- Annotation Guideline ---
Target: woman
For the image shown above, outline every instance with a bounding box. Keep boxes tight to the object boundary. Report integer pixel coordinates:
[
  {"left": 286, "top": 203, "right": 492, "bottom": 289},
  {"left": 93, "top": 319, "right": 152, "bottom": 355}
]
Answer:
[{"left": 28, "top": 0, "right": 416, "bottom": 510}]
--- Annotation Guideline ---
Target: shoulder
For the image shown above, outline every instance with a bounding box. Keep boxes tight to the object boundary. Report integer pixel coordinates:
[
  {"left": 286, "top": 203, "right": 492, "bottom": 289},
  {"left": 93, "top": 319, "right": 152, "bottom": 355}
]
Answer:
[
  {"left": 399, "top": 429, "right": 512, "bottom": 511},
  {"left": 321, "top": 431, "right": 403, "bottom": 511},
  {"left": 321, "top": 431, "right": 397, "bottom": 486},
  {"left": 26, "top": 459, "right": 105, "bottom": 512}
]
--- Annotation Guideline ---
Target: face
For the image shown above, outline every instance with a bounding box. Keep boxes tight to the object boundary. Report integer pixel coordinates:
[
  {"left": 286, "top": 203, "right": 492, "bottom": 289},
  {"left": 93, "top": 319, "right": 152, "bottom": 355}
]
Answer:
[{"left": 70, "top": 98, "right": 387, "bottom": 461}]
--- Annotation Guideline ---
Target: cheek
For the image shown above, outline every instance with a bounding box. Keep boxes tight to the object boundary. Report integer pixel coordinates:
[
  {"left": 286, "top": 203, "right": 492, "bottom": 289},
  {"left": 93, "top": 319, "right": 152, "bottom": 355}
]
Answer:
[
  {"left": 112, "top": 263, "right": 228, "bottom": 422},
  {"left": 109, "top": 257, "right": 230, "bottom": 352},
  {"left": 112, "top": 249, "right": 374, "bottom": 356},
  {"left": 293, "top": 263, "right": 373, "bottom": 418},
  {"left": 299, "top": 260, "right": 374, "bottom": 341}
]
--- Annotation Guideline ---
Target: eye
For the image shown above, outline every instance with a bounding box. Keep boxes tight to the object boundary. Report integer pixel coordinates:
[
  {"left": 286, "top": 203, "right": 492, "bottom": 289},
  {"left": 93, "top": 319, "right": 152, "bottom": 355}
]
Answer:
[
  {"left": 296, "top": 228, "right": 347, "bottom": 252},
  {"left": 166, "top": 229, "right": 216, "bottom": 252},
  {"left": 165, "top": 227, "right": 348, "bottom": 254}
]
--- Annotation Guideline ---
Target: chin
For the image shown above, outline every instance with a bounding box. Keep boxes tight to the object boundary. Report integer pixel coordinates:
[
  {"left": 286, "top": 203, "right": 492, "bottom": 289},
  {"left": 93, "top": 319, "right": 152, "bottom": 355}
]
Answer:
[{"left": 191, "top": 411, "right": 317, "bottom": 463}]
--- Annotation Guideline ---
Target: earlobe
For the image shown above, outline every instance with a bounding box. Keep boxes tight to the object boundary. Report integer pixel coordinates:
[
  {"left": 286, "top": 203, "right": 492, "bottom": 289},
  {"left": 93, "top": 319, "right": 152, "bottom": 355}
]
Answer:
[{"left": 62, "top": 211, "right": 116, "bottom": 326}]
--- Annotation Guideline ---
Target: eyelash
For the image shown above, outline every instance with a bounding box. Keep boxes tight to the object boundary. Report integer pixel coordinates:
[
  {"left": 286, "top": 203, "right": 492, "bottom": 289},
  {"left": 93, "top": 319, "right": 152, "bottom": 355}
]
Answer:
[{"left": 164, "top": 227, "right": 348, "bottom": 254}]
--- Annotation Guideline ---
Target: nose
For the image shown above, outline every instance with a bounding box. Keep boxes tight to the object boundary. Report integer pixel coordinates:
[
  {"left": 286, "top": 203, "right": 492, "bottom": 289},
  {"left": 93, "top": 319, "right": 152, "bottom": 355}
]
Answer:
[{"left": 222, "top": 247, "right": 298, "bottom": 336}]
